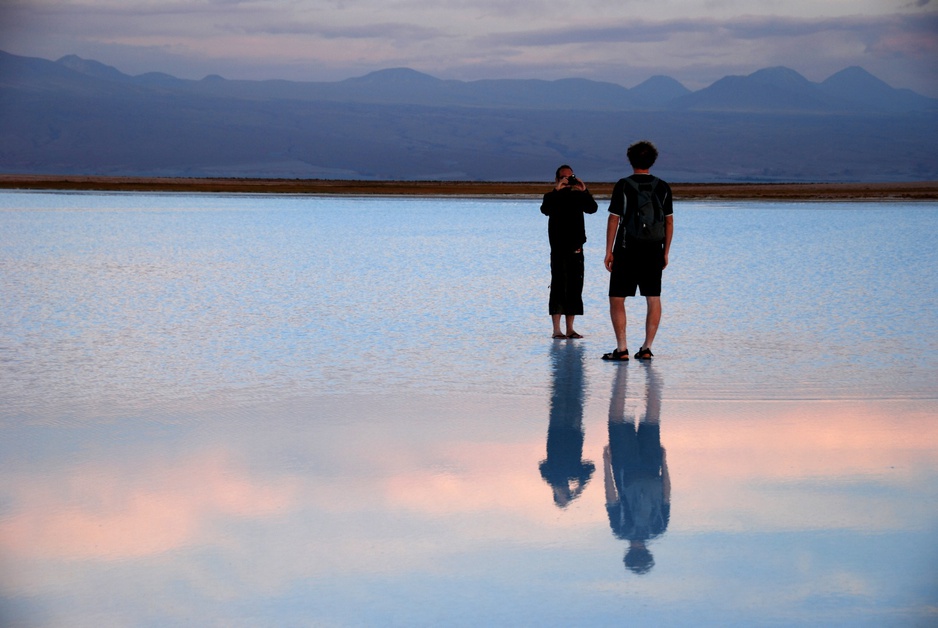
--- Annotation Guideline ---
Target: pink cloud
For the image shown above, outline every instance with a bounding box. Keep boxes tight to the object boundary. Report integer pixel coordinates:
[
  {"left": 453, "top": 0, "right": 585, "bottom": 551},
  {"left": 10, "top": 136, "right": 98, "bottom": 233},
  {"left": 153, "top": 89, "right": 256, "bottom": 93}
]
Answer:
[
  {"left": 870, "top": 30, "right": 938, "bottom": 60},
  {"left": 0, "top": 450, "right": 299, "bottom": 561}
]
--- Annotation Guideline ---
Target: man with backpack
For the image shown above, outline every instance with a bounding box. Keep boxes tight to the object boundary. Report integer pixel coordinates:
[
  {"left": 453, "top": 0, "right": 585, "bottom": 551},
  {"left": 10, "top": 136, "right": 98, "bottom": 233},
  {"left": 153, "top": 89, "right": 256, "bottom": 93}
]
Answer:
[{"left": 602, "top": 141, "right": 673, "bottom": 361}]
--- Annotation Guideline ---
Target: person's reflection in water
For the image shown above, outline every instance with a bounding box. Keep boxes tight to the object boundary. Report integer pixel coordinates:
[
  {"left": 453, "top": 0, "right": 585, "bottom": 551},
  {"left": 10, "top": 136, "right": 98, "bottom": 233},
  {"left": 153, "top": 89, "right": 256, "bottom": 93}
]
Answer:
[
  {"left": 604, "top": 363, "right": 670, "bottom": 575},
  {"left": 540, "top": 342, "right": 594, "bottom": 508}
]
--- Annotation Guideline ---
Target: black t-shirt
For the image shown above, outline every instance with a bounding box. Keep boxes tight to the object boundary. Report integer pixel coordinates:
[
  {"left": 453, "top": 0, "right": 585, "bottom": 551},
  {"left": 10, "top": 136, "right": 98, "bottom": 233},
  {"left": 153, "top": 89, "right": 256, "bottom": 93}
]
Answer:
[{"left": 540, "top": 188, "right": 599, "bottom": 252}]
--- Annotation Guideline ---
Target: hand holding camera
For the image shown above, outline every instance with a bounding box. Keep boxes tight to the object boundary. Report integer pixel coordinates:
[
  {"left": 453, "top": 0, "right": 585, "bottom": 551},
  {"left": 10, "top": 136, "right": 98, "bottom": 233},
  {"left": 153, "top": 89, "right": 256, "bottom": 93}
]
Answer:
[
  {"left": 553, "top": 168, "right": 586, "bottom": 191},
  {"left": 565, "top": 174, "right": 585, "bottom": 191}
]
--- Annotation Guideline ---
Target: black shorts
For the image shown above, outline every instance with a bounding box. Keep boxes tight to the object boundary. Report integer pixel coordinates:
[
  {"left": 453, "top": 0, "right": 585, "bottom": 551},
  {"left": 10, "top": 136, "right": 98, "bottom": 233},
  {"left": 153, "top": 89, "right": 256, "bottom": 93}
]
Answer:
[
  {"left": 608, "top": 238, "right": 664, "bottom": 298},
  {"left": 608, "top": 421, "right": 663, "bottom": 478}
]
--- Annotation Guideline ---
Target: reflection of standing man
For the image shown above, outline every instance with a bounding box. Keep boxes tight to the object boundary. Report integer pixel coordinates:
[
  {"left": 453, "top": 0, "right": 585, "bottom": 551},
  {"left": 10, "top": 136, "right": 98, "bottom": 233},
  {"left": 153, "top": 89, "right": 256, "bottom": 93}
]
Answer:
[
  {"left": 540, "top": 342, "right": 594, "bottom": 508},
  {"left": 604, "top": 364, "right": 670, "bottom": 574},
  {"left": 541, "top": 164, "right": 598, "bottom": 339}
]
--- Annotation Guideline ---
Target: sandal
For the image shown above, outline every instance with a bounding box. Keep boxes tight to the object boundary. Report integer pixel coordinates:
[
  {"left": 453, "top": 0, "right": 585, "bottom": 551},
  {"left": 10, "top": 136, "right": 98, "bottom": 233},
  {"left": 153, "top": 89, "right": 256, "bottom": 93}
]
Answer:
[
  {"left": 601, "top": 348, "right": 629, "bottom": 361},
  {"left": 635, "top": 347, "right": 654, "bottom": 360},
  {"left": 567, "top": 331, "right": 583, "bottom": 339},
  {"left": 552, "top": 333, "right": 567, "bottom": 339}
]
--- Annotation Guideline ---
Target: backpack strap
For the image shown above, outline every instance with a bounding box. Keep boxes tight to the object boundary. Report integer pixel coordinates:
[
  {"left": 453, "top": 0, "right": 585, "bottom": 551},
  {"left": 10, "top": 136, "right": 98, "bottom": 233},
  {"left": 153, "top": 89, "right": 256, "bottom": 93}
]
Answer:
[
  {"left": 624, "top": 175, "right": 659, "bottom": 194},
  {"left": 636, "top": 175, "right": 659, "bottom": 193}
]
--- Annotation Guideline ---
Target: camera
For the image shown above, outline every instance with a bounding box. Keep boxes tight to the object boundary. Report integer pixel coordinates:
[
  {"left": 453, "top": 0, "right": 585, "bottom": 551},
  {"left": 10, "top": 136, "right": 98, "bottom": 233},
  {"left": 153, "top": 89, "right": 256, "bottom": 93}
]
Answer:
[{"left": 566, "top": 174, "right": 579, "bottom": 186}]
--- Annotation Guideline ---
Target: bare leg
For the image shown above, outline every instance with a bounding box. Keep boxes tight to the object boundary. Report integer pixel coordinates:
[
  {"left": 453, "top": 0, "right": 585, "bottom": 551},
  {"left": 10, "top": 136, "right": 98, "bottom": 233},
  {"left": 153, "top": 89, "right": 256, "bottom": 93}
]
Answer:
[
  {"left": 608, "top": 357, "right": 629, "bottom": 420},
  {"left": 565, "top": 315, "right": 579, "bottom": 337},
  {"left": 551, "top": 314, "right": 564, "bottom": 337},
  {"left": 642, "top": 296, "right": 661, "bottom": 350},
  {"left": 609, "top": 296, "right": 627, "bottom": 352},
  {"left": 642, "top": 366, "right": 662, "bottom": 425}
]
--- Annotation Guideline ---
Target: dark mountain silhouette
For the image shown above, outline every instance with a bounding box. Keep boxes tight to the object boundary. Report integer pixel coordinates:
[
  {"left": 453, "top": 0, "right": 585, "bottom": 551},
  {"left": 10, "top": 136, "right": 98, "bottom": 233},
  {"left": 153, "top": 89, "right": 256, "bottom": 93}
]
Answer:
[
  {"left": 676, "top": 66, "right": 838, "bottom": 112},
  {"left": 56, "top": 54, "right": 128, "bottom": 81},
  {"left": 674, "top": 65, "right": 937, "bottom": 114},
  {"left": 630, "top": 75, "right": 692, "bottom": 107},
  {"left": 0, "top": 50, "right": 935, "bottom": 182},
  {"left": 820, "top": 66, "right": 936, "bottom": 112},
  {"left": 347, "top": 67, "right": 439, "bottom": 85},
  {"left": 181, "top": 67, "right": 642, "bottom": 110}
]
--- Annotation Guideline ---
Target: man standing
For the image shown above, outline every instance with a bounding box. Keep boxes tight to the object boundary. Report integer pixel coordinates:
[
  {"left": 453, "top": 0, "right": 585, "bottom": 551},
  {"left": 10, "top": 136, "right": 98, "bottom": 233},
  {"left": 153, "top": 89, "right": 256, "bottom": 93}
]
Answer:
[
  {"left": 602, "top": 141, "right": 673, "bottom": 360},
  {"left": 541, "top": 164, "right": 598, "bottom": 339}
]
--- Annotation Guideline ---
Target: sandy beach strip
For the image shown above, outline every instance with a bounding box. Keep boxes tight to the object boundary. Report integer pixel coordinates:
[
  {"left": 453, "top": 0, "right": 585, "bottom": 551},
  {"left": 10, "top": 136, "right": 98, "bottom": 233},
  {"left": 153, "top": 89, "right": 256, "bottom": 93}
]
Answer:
[{"left": 1, "top": 175, "right": 936, "bottom": 200}]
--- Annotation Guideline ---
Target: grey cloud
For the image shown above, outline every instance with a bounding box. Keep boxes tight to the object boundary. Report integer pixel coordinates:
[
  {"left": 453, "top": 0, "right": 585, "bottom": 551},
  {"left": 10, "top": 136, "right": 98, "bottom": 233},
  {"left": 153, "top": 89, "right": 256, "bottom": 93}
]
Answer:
[
  {"left": 5, "top": 1, "right": 222, "bottom": 18},
  {"left": 479, "top": 19, "right": 702, "bottom": 46},
  {"left": 478, "top": 13, "right": 932, "bottom": 48},
  {"left": 234, "top": 21, "right": 443, "bottom": 41},
  {"left": 720, "top": 14, "right": 918, "bottom": 39}
]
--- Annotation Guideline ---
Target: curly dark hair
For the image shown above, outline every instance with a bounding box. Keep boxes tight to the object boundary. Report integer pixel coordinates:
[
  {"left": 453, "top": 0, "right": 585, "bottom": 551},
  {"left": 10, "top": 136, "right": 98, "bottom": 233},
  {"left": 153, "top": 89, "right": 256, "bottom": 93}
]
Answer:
[
  {"left": 624, "top": 546, "right": 655, "bottom": 575},
  {"left": 627, "top": 141, "right": 659, "bottom": 170}
]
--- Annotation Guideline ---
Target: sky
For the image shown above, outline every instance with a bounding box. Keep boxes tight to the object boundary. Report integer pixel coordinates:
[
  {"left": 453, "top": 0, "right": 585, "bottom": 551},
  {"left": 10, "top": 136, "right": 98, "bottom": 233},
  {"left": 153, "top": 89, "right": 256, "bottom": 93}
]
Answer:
[{"left": 1, "top": 0, "right": 937, "bottom": 96}]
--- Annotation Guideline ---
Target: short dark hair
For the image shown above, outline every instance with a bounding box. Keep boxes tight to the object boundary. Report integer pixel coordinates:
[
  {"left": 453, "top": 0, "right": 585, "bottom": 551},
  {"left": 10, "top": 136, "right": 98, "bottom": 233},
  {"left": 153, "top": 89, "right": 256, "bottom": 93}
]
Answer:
[
  {"left": 627, "top": 141, "right": 658, "bottom": 170},
  {"left": 624, "top": 546, "right": 655, "bottom": 575},
  {"left": 555, "top": 164, "right": 573, "bottom": 180}
]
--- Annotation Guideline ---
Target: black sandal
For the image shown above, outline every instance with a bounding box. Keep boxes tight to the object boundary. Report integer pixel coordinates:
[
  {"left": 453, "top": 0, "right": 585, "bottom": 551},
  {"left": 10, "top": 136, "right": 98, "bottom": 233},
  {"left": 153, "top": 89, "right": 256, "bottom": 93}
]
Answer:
[
  {"left": 635, "top": 347, "right": 654, "bottom": 360},
  {"left": 601, "top": 348, "right": 629, "bottom": 361}
]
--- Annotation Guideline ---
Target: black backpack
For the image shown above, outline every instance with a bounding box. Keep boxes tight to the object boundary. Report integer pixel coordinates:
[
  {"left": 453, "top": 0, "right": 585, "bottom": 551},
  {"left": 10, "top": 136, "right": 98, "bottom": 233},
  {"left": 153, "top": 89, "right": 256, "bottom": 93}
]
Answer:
[{"left": 622, "top": 176, "right": 665, "bottom": 242}]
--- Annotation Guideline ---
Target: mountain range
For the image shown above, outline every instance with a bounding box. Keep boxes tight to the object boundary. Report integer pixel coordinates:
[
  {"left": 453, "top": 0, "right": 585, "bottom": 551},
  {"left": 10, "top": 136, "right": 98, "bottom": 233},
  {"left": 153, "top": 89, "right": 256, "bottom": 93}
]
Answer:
[{"left": 1, "top": 50, "right": 936, "bottom": 182}]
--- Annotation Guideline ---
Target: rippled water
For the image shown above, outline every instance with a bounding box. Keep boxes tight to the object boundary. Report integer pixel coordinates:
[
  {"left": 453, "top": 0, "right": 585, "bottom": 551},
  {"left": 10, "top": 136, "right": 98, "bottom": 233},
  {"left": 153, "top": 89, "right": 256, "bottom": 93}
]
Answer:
[
  {"left": 2, "top": 192, "right": 936, "bottom": 417},
  {"left": 1, "top": 192, "right": 936, "bottom": 626}
]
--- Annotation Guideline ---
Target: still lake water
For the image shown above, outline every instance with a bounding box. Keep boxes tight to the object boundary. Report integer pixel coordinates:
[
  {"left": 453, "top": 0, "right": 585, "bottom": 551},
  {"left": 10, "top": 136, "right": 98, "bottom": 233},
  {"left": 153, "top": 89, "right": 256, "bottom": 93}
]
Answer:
[{"left": 1, "top": 191, "right": 936, "bottom": 626}]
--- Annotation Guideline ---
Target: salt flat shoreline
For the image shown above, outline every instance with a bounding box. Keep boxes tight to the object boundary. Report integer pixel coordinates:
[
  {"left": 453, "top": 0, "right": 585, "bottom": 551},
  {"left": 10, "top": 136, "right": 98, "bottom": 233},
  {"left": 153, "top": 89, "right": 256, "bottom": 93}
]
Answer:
[{"left": 1, "top": 175, "right": 937, "bottom": 200}]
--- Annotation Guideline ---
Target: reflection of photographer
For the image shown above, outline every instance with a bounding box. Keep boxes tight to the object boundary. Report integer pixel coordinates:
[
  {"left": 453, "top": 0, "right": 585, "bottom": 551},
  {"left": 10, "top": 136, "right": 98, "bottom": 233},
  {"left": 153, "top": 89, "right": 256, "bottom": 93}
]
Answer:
[
  {"left": 604, "top": 364, "right": 670, "bottom": 575},
  {"left": 540, "top": 164, "right": 598, "bottom": 339},
  {"left": 540, "top": 342, "right": 594, "bottom": 508}
]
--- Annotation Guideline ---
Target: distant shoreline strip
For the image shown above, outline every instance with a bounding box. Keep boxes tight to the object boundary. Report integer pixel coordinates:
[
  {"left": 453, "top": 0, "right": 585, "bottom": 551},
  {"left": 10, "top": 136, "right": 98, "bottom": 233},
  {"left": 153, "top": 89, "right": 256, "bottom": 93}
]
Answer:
[{"left": 1, "top": 176, "right": 936, "bottom": 201}]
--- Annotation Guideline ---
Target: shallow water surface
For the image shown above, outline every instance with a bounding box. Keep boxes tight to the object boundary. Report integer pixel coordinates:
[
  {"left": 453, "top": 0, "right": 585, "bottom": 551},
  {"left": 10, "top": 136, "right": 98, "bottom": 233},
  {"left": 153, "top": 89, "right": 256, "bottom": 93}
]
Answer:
[{"left": 1, "top": 192, "right": 936, "bottom": 626}]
